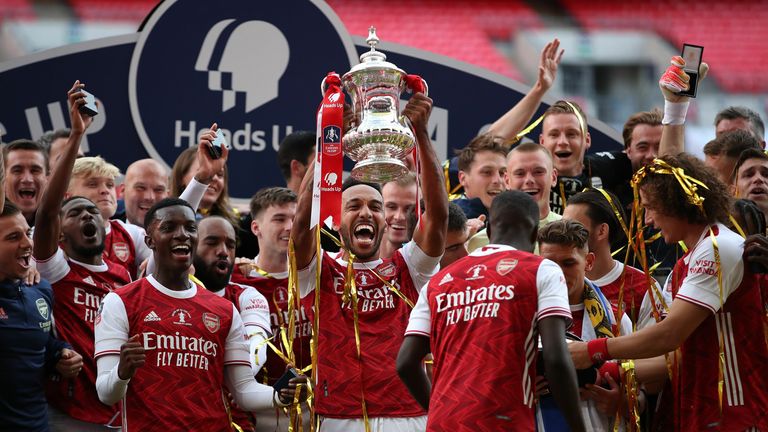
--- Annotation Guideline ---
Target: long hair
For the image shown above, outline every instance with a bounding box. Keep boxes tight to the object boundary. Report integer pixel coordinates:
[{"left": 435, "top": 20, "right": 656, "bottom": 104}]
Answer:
[{"left": 169, "top": 146, "right": 238, "bottom": 226}]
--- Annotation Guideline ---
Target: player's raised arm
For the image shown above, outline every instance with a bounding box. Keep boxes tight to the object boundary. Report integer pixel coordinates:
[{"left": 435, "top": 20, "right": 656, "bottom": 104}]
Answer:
[
  {"left": 290, "top": 161, "right": 316, "bottom": 270},
  {"left": 658, "top": 57, "right": 709, "bottom": 157},
  {"left": 407, "top": 93, "right": 448, "bottom": 258},
  {"left": 487, "top": 38, "right": 563, "bottom": 140},
  {"left": 33, "top": 81, "right": 90, "bottom": 261}
]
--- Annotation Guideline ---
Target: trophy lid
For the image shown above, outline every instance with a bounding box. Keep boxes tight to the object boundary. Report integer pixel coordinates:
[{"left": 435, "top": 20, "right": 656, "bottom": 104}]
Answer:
[{"left": 345, "top": 26, "right": 405, "bottom": 77}]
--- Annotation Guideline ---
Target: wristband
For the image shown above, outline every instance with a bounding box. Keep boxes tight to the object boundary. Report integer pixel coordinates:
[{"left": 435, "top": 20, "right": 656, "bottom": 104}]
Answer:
[
  {"left": 587, "top": 338, "right": 611, "bottom": 364},
  {"left": 662, "top": 100, "right": 690, "bottom": 125},
  {"left": 597, "top": 361, "right": 620, "bottom": 385}
]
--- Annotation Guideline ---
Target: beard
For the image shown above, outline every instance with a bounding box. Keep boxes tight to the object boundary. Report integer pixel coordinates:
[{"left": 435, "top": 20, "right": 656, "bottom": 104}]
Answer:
[
  {"left": 192, "top": 255, "right": 232, "bottom": 292},
  {"left": 70, "top": 242, "right": 105, "bottom": 258}
]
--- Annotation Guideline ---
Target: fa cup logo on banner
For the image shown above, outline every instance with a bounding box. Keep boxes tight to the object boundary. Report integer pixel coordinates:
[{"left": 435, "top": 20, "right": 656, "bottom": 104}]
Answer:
[{"left": 324, "top": 172, "right": 338, "bottom": 186}]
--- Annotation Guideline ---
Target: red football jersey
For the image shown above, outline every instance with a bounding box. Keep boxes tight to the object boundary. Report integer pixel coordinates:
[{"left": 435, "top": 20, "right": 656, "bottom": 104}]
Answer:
[
  {"left": 299, "top": 241, "right": 439, "bottom": 418},
  {"left": 405, "top": 245, "right": 571, "bottom": 432},
  {"left": 590, "top": 260, "right": 652, "bottom": 323},
  {"left": 667, "top": 225, "right": 768, "bottom": 431},
  {"left": 104, "top": 220, "right": 137, "bottom": 278},
  {"left": 231, "top": 268, "right": 313, "bottom": 385},
  {"left": 36, "top": 249, "right": 130, "bottom": 425},
  {"left": 95, "top": 277, "right": 249, "bottom": 431}
]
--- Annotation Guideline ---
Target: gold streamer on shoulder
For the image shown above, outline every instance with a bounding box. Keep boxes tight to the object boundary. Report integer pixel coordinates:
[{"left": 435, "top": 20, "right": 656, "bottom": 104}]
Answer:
[{"left": 728, "top": 214, "right": 747, "bottom": 239}]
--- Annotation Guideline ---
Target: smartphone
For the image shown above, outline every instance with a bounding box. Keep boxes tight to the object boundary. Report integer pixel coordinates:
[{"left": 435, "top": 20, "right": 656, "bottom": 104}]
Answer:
[
  {"left": 207, "top": 132, "right": 226, "bottom": 159},
  {"left": 272, "top": 367, "right": 299, "bottom": 394},
  {"left": 79, "top": 90, "right": 99, "bottom": 117},
  {"left": 679, "top": 44, "right": 704, "bottom": 98}
]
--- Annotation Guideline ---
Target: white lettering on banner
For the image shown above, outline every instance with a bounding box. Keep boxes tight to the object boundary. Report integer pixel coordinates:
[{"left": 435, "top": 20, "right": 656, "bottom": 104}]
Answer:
[
  {"left": 174, "top": 120, "right": 294, "bottom": 151},
  {"left": 24, "top": 100, "right": 106, "bottom": 152},
  {"left": 142, "top": 331, "right": 219, "bottom": 357}
]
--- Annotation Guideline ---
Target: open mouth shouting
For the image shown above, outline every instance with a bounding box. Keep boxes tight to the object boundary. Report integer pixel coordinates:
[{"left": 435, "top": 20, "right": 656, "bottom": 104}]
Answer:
[
  {"left": 353, "top": 223, "right": 376, "bottom": 248},
  {"left": 522, "top": 188, "right": 541, "bottom": 200},
  {"left": 17, "top": 187, "right": 37, "bottom": 203},
  {"left": 17, "top": 250, "right": 32, "bottom": 270},
  {"left": 213, "top": 258, "right": 231, "bottom": 275},
  {"left": 171, "top": 243, "right": 192, "bottom": 260},
  {"left": 82, "top": 221, "right": 99, "bottom": 240},
  {"left": 554, "top": 151, "right": 573, "bottom": 162}
]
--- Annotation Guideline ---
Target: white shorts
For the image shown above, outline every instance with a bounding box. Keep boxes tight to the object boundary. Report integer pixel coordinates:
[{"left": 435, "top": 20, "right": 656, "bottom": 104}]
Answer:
[{"left": 319, "top": 416, "right": 427, "bottom": 432}]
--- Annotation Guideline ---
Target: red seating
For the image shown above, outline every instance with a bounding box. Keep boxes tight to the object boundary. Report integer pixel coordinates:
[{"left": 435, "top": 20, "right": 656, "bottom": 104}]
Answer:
[
  {"left": 561, "top": 0, "right": 768, "bottom": 93},
  {"left": 0, "top": 0, "right": 35, "bottom": 20},
  {"left": 69, "top": 0, "right": 156, "bottom": 22},
  {"left": 327, "top": 0, "right": 543, "bottom": 81}
]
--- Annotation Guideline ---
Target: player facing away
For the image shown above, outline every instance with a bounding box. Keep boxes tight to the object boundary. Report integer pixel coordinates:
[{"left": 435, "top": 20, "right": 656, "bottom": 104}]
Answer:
[
  {"left": 569, "top": 155, "right": 768, "bottom": 431},
  {"left": 291, "top": 93, "right": 448, "bottom": 431},
  {"left": 95, "top": 198, "right": 307, "bottom": 431},
  {"left": 397, "top": 190, "right": 586, "bottom": 432},
  {"left": 33, "top": 81, "right": 131, "bottom": 427}
]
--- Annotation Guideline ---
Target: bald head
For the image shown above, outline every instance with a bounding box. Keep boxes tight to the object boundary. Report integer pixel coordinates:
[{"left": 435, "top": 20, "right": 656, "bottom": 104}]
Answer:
[
  {"left": 194, "top": 216, "right": 237, "bottom": 291},
  {"left": 122, "top": 158, "right": 169, "bottom": 227}
]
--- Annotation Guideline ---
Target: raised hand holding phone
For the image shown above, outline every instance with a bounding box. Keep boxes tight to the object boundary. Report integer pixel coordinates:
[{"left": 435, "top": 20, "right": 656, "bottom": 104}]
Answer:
[{"left": 194, "top": 123, "right": 229, "bottom": 184}]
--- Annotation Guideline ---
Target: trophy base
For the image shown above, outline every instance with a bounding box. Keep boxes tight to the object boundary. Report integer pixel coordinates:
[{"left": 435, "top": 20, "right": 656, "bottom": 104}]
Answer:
[{"left": 351, "top": 156, "right": 409, "bottom": 183}]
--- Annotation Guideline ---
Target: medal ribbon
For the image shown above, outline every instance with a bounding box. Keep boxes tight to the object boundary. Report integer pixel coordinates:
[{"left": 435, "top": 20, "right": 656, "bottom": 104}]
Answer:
[{"left": 312, "top": 72, "right": 344, "bottom": 229}]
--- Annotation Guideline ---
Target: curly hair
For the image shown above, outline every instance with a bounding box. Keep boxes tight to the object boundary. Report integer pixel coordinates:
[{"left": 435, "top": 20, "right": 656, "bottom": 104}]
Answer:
[{"left": 636, "top": 153, "right": 731, "bottom": 225}]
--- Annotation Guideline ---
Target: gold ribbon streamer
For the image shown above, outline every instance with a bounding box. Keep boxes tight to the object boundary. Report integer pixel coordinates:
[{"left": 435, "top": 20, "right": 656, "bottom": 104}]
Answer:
[
  {"left": 317, "top": 228, "right": 371, "bottom": 432},
  {"left": 616, "top": 360, "right": 641, "bottom": 432},
  {"left": 320, "top": 227, "right": 414, "bottom": 308},
  {"left": 728, "top": 214, "right": 747, "bottom": 238},
  {"left": 632, "top": 159, "right": 726, "bottom": 415},
  {"left": 593, "top": 187, "right": 633, "bottom": 329},
  {"left": 311, "top": 227, "right": 321, "bottom": 432}
]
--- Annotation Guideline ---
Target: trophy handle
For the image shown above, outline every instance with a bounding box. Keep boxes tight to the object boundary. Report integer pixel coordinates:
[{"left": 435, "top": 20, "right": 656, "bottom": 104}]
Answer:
[
  {"left": 320, "top": 76, "right": 328, "bottom": 96},
  {"left": 417, "top": 79, "right": 429, "bottom": 97},
  {"left": 405, "top": 75, "right": 429, "bottom": 97}
]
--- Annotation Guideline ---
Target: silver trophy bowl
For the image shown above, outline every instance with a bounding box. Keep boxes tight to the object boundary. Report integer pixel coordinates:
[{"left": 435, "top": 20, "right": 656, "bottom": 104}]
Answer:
[{"left": 324, "top": 26, "right": 427, "bottom": 183}]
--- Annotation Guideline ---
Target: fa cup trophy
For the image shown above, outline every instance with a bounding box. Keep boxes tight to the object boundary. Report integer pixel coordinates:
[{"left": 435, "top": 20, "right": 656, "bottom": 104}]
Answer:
[{"left": 324, "top": 26, "right": 428, "bottom": 183}]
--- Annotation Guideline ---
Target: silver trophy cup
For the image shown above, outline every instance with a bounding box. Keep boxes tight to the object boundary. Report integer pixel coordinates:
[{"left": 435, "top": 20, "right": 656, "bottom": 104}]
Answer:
[{"left": 323, "top": 26, "right": 428, "bottom": 183}]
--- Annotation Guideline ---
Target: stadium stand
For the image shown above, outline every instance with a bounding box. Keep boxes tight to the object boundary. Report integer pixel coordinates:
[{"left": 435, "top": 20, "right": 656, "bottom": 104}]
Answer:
[
  {"left": 327, "top": 0, "right": 543, "bottom": 80},
  {"left": 0, "top": 0, "right": 35, "bottom": 20},
  {"left": 561, "top": 0, "right": 768, "bottom": 93},
  {"left": 69, "top": 0, "right": 156, "bottom": 22}
]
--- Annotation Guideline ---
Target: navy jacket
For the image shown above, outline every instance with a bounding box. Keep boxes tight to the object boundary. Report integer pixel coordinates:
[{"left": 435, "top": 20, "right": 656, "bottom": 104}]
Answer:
[{"left": 0, "top": 279, "right": 69, "bottom": 432}]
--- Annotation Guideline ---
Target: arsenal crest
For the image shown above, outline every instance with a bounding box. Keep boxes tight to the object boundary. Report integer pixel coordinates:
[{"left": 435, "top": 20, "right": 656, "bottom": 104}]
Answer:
[
  {"left": 112, "top": 242, "right": 130, "bottom": 262},
  {"left": 496, "top": 259, "right": 518, "bottom": 276},
  {"left": 36, "top": 298, "right": 49, "bottom": 319},
  {"left": 203, "top": 313, "right": 220, "bottom": 333}
]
